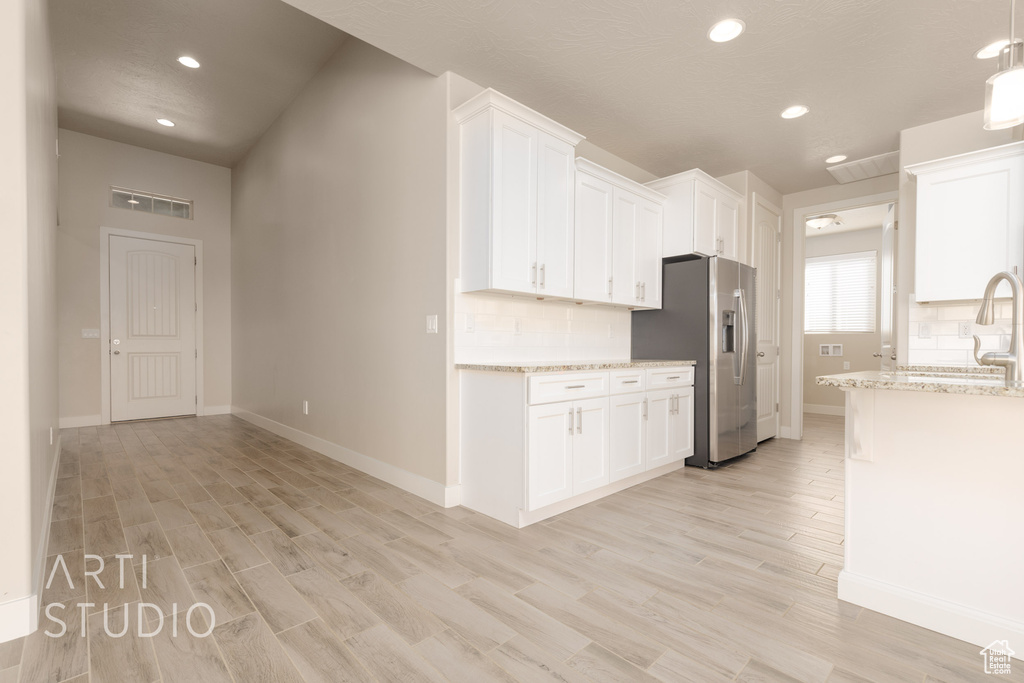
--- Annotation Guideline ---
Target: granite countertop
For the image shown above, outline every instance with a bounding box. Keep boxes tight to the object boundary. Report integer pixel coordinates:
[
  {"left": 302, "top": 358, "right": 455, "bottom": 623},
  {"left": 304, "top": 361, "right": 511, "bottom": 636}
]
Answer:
[
  {"left": 456, "top": 360, "right": 695, "bottom": 373},
  {"left": 817, "top": 369, "right": 1024, "bottom": 398},
  {"left": 897, "top": 364, "right": 1004, "bottom": 375}
]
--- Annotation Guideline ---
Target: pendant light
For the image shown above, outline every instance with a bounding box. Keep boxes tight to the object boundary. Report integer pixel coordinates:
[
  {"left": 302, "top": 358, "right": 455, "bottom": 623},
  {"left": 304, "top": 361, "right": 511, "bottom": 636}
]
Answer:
[{"left": 984, "top": 0, "right": 1024, "bottom": 130}]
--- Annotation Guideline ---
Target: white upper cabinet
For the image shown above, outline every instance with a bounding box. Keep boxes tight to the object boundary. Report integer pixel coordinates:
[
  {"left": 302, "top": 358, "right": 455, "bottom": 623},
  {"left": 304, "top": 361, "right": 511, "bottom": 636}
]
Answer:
[
  {"left": 906, "top": 141, "right": 1024, "bottom": 302},
  {"left": 575, "top": 159, "right": 665, "bottom": 309},
  {"left": 649, "top": 169, "right": 742, "bottom": 261},
  {"left": 455, "top": 89, "right": 585, "bottom": 298}
]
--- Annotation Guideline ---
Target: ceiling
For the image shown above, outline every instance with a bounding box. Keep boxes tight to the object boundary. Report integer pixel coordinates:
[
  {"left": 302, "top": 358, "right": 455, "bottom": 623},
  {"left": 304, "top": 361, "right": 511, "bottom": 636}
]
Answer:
[
  {"left": 279, "top": 0, "right": 1018, "bottom": 193},
  {"left": 805, "top": 202, "right": 892, "bottom": 236},
  {"left": 51, "top": 0, "right": 347, "bottom": 167}
]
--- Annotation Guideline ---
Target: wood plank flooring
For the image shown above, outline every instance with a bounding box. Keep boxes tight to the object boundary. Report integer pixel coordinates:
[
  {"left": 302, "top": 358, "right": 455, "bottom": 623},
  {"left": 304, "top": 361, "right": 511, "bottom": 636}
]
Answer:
[{"left": 5, "top": 413, "right": 1015, "bottom": 682}]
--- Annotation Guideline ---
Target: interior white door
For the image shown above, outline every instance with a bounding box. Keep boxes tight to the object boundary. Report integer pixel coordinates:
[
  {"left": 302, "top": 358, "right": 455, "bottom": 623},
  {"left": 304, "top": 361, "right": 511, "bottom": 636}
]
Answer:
[
  {"left": 527, "top": 402, "right": 574, "bottom": 510},
  {"left": 752, "top": 195, "right": 781, "bottom": 442},
  {"left": 536, "top": 132, "right": 575, "bottom": 298},
  {"left": 573, "top": 171, "right": 614, "bottom": 302},
  {"left": 109, "top": 235, "right": 197, "bottom": 421},
  {"left": 572, "top": 397, "right": 610, "bottom": 495},
  {"left": 609, "top": 392, "right": 646, "bottom": 482}
]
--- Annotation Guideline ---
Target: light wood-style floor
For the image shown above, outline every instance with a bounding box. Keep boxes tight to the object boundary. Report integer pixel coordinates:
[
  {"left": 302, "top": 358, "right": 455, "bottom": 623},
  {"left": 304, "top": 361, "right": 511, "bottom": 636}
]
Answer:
[{"left": 3, "top": 413, "right": 1013, "bottom": 682}]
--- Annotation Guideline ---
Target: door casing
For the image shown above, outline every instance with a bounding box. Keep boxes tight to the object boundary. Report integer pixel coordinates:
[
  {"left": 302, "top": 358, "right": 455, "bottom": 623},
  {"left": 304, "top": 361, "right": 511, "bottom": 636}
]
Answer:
[{"left": 100, "top": 227, "right": 205, "bottom": 424}]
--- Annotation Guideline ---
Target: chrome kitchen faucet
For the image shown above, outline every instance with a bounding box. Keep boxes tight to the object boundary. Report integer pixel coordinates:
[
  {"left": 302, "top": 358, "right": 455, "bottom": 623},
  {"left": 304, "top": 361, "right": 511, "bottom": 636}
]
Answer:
[{"left": 973, "top": 270, "right": 1024, "bottom": 387}]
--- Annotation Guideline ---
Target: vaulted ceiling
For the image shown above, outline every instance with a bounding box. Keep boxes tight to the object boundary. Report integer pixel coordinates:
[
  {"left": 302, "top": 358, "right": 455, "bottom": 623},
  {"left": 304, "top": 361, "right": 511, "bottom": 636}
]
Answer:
[{"left": 279, "top": 0, "right": 1019, "bottom": 193}]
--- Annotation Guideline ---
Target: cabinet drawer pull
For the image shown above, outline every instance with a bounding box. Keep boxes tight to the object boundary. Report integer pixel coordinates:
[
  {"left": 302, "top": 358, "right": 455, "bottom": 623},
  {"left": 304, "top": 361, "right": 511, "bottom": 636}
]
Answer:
[
  {"left": 622, "top": 380, "right": 638, "bottom": 384},
  {"left": 566, "top": 384, "right": 586, "bottom": 389},
  {"left": 667, "top": 376, "right": 680, "bottom": 381},
  {"left": 577, "top": 407, "right": 582, "bottom": 434}
]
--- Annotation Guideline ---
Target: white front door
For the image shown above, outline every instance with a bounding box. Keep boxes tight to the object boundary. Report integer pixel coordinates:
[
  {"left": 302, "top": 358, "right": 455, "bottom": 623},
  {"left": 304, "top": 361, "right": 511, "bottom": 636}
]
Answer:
[
  {"left": 109, "top": 235, "right": 197, "bottom": 421},
  {"left": 753, "top": 194, "right": 781, "bottom": 442}
]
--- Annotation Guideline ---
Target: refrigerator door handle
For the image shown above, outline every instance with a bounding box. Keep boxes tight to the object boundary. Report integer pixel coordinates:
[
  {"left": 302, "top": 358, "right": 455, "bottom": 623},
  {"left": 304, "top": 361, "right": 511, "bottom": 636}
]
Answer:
[{"left": 736, "top": 287, "right": 749, "bottom": 386}]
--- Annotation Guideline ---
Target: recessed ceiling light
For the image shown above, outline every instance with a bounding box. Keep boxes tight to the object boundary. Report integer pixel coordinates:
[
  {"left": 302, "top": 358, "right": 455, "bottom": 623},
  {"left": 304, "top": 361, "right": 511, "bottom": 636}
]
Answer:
[
  {"left": 156, "top": 118, "right": 175, "bottom": 127},
  {"left": 826, "top": 154, "right": 847, "bottom": 164},
  {"left": 781, "top": 105, "right": 809, "bottom": 119},
  {"left": 976, "top": 40, "right": 1010, "bottom": 59},
  {"left": 177, "top": 56, "right": 200, "bottom": 69},
  {"left": 708, "top": 19, "right": 745, "bottom": 43}
]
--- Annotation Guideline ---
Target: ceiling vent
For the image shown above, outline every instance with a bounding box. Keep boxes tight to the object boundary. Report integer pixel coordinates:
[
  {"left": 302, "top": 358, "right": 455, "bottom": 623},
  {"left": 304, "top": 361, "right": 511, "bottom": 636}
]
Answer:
[{"left": 827, "top": 151, "right": 900, "bottom": 184}]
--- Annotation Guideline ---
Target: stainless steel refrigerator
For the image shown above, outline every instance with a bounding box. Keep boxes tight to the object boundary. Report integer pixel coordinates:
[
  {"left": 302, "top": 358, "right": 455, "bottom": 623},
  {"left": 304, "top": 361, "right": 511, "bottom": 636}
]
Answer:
[{"left": 632, "top": 255, "right": 757, "bottom": 468}]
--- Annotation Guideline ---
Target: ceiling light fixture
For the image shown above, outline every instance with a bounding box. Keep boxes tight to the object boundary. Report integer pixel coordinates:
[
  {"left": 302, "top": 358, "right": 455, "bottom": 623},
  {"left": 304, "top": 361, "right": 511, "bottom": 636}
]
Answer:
[
  {"left": 177, "top": 56, "right": 200, "bottom": 69},
  {"left": 983, "top": 0, "right": 1024, "bottom": 130},
  {"left": 708, "top": 19, "right": 745, "bottom": 43},
  {"left": 781, "top": 105, "right": 809, "bottom": 119},
  {"left": 157, "top": 118, "right": 175, "bottom": 127},
  {"left": 976, "top": 39, "right": 1010, "bottom": 59},
  {"left": 826, "top": 155, "right": 848, "bottom": 164},
  {"left": 806, "top": 214, "right": 840, "bottom": 230},
  {"left": 127, "top": 199, "right": 139, "bottom": 205}
]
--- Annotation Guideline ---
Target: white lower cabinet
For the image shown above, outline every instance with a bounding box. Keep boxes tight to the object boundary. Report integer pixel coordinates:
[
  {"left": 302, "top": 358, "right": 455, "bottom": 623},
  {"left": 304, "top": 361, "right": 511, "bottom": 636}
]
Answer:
[{"left": 461, "top": 365, "right": 695, "bottom": 528}]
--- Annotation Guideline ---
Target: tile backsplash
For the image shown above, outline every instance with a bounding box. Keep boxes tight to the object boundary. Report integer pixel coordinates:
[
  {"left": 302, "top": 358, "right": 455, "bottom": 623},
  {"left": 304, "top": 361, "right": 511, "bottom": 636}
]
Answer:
[
  {"left": 908, "top": 300, "right": 1013, "bottom": 366},
  {"left": 454, "top": 291, "right": 631, "bottom": 363}
]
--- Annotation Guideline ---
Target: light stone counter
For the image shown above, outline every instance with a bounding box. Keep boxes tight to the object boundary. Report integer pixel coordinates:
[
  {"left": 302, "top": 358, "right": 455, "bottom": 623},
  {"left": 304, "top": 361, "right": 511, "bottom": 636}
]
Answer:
[
  {"left": 456, "top": 359, "right": 695, "bottom": 373},
  {"left": 817, "top": 369, "right": 1024, "bottom": 398}
]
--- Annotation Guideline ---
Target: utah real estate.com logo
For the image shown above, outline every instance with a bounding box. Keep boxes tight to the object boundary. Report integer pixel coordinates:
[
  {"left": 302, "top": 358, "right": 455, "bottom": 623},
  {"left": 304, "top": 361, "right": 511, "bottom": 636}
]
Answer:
[
  {"left": 43, "top": 554, "right": 214, "bottom": 637},
  {"left": 980, "top": 640, "right": 1014, "bottom": 676}
]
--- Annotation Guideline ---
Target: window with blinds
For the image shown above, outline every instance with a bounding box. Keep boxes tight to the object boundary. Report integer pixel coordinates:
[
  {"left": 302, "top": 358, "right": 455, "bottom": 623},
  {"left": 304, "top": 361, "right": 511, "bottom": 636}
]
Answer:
[{"left": 805, "top": 251, "right": 877, "bottom": 333}]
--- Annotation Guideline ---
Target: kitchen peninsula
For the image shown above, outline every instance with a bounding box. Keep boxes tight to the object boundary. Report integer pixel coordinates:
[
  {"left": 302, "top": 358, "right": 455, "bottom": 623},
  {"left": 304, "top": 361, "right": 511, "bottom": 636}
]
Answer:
[{"left": 817, "top": 368, "right": 1024, "bottom": 650}]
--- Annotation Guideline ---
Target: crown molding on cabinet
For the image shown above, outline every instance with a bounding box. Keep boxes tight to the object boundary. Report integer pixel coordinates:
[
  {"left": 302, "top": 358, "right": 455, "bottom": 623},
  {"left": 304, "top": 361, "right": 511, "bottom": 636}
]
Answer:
[
  {"left": 453, "top": 88, "right": 586, "bottom": 147},
  {"left": 575, "top": 157, "right": 667, "bottom": 204}
]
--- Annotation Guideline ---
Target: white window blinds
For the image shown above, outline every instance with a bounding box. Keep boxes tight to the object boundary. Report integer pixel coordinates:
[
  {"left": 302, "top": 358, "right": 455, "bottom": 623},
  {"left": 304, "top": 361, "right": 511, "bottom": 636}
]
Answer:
[{"left": 805, "top": 251, "right": 877, "bottom": 333}]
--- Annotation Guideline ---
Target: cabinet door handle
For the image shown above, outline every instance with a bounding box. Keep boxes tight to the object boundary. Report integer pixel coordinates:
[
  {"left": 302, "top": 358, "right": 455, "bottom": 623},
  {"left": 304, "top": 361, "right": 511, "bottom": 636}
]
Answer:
[
  {"left": 539, "top": 263, "right": 546, "bottom": 288},
  {"left": 566, "top": 384, "right": 585, "bottom": 389},
  {"left": 577, "top": 407, "right": 582, "bottom": 434},
  {"left": 608, "top": 277, "right": 613, "bottom": 297},
  {"left": 568, "top": 410, "right": 574, "bottom": 434},
  {"left": 532, "top": 262, "right": 537, "bottom": 286},
  {"left": 642, "top": 397, "right": 648, "bottom": 420},
  {"left": 641, "top": 282, "right": 646, "bottom": 301},
  {"left": 667, "top": 376, "right": 680, "bottom": 380},
  {"left": 622, "top": 379, "right": 638, "bottom": 384},
  {"left": 635, "top": 281, "right": 641, "bottom": 300}
]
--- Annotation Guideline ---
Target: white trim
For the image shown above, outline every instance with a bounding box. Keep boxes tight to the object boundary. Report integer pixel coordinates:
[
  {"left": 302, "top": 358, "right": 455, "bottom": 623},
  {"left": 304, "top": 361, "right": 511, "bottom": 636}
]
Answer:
[
  {"left": 752, "top": 192, "right": 782, "bottom": 440},
  {"left": 100, "top": 227, "right": 205, "bottom": 424},
  {"left": 202, "top": 405, "right": 232, "bottom": 416},
  {"left": 788, "top": 191, "right": 898, "bottom": 443},
  {"left": 779, "top": 426, "right": 793, "bottom": 439},
  {"left": 451, "top": 88, "right": 585, "bottom": 146},
  {"left": 58, "top": 415, "right": 102, "bottom": 429},
  {"left": 1, "top": 434, "right": 62, "bottom": 642},
  {"left": 231, "top": 407, "right": 459, "bottom": 508},
  {"left": 839, "top": 570, "right": 1024, "bottom": 655},
  {"left": 803, "top": 403, "right": 845, "bottom": 416}
]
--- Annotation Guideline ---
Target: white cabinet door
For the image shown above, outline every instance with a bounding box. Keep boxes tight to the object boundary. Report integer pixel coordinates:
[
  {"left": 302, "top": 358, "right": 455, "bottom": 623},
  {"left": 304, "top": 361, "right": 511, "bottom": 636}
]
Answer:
[
  {"left": 716, "top": 192, "right": 740, "bottom": 261},
  {"left": 536, "top": 133, "right": 576, "bottom": 298},
  {"left": 693, "top": 183, "right": 719, "bottom": 257},
  {"left": 527, "top": 402, "right": 574, "bottom": 510},
  {"left": 636, "top": 198, "right": 663, "bottom": 309},
  {"left": 912, "top": 146, "right": 1024, "bottom": 302},
  {"left": 572, "top": 397, "right": 610, "bottom": 495},
  {"left": 492, "top": 110, "right": 539, "bottom": 294},
  {"left": 645, "top": 389, "right": 673, "bottom": 469},
  {"left": 574, "top": 171, "right": 614, "bottom": 302},
  {"left": 609, "top": 393, "right": 646, "bottom": 482},
  {"left": 668, "top": 388, "right": 694, "bottom": 464},
  {"left": 612, "top": 189, "right": 639, "bottom": 305}
]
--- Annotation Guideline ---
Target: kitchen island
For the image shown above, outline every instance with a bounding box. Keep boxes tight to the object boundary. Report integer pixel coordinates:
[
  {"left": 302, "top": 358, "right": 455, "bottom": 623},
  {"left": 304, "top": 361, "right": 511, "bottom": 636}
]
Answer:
[{"left": 817, "top": 368, "right": 1024, "bottom": 651}]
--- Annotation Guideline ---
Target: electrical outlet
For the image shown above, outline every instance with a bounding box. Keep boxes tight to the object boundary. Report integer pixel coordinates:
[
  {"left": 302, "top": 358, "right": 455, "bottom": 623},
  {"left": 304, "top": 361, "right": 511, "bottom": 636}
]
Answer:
[
  {"left": 81, "top": 328, "right": 100, "bottom": 339},
  {"left": 919, "top": 323, "right": 932, "bottom": 339},
  {"left": 302, "top": 400, "right": 309, "bottom": 416},
  {"left": 958, "top": 322, "right": 972, "bottom": 339},
  {"left": 426, "top": 314, "right": 438, "bottom": 334},
  {"left": 465, "top": 314, "right": 475, "bottom": 333},
  {"left": 843, "top": 361, "right": 850, "bottom": 370}
]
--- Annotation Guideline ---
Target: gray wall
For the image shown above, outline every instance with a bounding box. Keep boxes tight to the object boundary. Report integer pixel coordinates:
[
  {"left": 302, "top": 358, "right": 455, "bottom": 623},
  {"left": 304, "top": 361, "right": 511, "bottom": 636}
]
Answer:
[
  {"left": 57, "top": 130, "right": 233, "bottom": 423},
  {"left": 231, "top": 38, "right": 449, "bottom": 484}
]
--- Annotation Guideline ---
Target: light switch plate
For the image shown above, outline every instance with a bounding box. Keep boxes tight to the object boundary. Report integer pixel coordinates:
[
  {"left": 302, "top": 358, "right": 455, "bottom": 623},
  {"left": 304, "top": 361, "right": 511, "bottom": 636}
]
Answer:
[
  {"left": 919, "top": 323, "right": 932, "bottom": 339},
  {"left": 843, "top": 361, "right": 851, "bottom": 370},
  {"left": 426, "top": 315, "right": 438, "bottom": 334},
  {"left": 81, "top": 329, "right": 100, "bottom": 339},
  {"left": 465, "top": 314, "right": 475, "bottom": 333}
]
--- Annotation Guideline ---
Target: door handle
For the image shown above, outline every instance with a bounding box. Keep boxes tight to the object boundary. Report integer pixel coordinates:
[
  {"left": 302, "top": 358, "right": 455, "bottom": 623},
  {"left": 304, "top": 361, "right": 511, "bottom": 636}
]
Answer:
[
  {"left": 577, "top": 407, "right": 582, "bottom": 434},
  {"left": 568, "top": 410, "right": 574, "bottom": 434},
  {"left": 539, "top": 264, "right": 546, "bottom": 288},
  {"left": 113, "top": 350, "right": 120, "bottom": 355},
  {"left": 641, "top": 282, "right": 646, "bottom": 301},
  {"left": 532, "top": 262, "right": 537, "bottom": 286},
  {"left": 608, "top": 277, "right": 613, "bottom": 297},
  {"left": 757, "top": 351, "right": 765, "bottom": 357},
  {"left": 635, "top": 281, "right": 641, "bottom": 300},
  {"left": 736, "top": 289, "right": 749, "bottom": 386},
  {"left": 872, "top": 352, "right": 883, "bottom": 358}
]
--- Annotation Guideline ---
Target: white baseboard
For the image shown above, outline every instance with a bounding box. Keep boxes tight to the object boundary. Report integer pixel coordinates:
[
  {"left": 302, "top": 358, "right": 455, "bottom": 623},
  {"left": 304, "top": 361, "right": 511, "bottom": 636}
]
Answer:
[
  {"left": 231, "top": 407, "right": 459, "bottom": 508},
  {"left": 804, "top": 403, "right": 845, "bottom": 416},
  {"left": 58, "top": 415, "right": 101, "bottom": 429},
  {"left": 203, "top": 405, "right": 232, "bottom": 416},
  {"left": 839, "top": 570, "right": 1024, "bottom": 656},
  {"left": 1, "top": 433, "right": 62, "bottom": 643}
]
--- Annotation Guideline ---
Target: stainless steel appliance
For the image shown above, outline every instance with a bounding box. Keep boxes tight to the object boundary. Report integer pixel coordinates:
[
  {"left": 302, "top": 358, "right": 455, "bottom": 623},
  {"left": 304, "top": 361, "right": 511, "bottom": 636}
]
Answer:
[{"left": 632, "top": 255, "right": 757, "bottom": 467}]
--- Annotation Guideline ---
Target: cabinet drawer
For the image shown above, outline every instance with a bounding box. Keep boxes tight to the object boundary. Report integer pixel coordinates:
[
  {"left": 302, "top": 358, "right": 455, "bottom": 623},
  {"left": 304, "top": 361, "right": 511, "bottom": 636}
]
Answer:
[
  {"left": 528, "top": 372, "right": 609, "bottom": 405},
  {"left": 646, "top": 366, "right": 694, "bottom": 388},
  {"left": 610, "top": 369, "right": 646, "bottom": 394}
]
